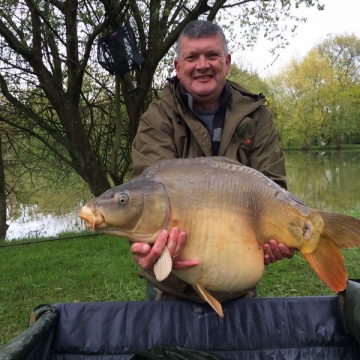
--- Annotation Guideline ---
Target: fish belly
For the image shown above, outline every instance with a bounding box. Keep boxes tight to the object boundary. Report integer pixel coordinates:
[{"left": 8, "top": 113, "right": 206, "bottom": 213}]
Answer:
[{"left": 171, "top": 208, "right": 265, "bottom": 293}]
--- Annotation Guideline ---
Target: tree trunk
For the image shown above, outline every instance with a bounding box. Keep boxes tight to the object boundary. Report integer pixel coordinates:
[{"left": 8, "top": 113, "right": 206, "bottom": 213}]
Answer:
[{"left": 0, "top": 132, "right": 8, "bottom": 240}]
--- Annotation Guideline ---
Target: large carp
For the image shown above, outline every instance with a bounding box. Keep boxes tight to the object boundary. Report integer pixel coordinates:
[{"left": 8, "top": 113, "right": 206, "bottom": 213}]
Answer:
[{"left": 80, "top": 157, "right": 360, "bottom": 317}]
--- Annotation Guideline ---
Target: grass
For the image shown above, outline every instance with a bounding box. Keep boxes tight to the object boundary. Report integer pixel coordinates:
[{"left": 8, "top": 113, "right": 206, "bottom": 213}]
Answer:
[
  {"left": 0, "top": 233, "right": 145, "bottom": 345},
  {"left": 259, "top": 249, "right": 360, "bottom": 297},
  {"left": 1, "top": 209, "right": 360, "bottom": 345}
]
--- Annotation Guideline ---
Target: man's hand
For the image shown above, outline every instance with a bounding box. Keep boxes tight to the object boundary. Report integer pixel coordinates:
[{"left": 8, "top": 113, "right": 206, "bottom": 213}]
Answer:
[
  {"left": 130, "top": 227, "right": 199, "bottom": 270},
  {"left": 264, "top": 239, "right": 295, "bottom": 265}
]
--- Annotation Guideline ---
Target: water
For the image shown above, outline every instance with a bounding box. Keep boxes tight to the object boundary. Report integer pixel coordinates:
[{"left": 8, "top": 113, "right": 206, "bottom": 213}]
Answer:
[
  {"left": 285, "top": 150, "right": 360, "bottom": 211},
  {"left": 6, "top": 203, "right": 86, "bottom": 240},
  {"left": 6, "top": 204, "right": 86, "bottom": 240},
  {"left": 5, "top": 150, "right": 360, "bottom": 240}
]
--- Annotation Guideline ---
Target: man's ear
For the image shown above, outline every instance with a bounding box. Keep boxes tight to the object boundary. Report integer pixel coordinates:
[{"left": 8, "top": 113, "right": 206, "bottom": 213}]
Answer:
[
  {"left": 225, "top": 54, "right": 231, "bottom": 74},
  {"left": 174, "top": 58, "right": 180, "bottom": 79}
]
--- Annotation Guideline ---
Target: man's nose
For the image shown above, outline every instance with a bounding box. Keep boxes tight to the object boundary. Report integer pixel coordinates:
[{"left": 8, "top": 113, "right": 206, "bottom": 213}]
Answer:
[{"left": 196, "top": 55, "right": 210, "bottom": 69}]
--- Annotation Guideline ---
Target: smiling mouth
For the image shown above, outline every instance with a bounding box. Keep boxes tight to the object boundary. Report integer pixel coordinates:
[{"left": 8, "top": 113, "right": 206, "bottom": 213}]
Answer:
[{"left": 195, "top": 75, "right": 212, "bottom": 80}]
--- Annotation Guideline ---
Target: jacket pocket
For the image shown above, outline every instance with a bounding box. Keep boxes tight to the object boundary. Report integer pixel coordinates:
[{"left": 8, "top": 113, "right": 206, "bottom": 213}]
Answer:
[{"left": 235, "top": 118, "right": 255, "bottom": 151}]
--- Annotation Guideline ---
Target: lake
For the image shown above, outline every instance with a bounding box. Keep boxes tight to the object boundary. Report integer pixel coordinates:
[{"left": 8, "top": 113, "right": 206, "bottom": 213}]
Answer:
[
  {"left": 285, "top": 150, "right": 360, "bottom": 211},
  {"left": 5, "top": 150, "right": 360, "bottom": 240}
]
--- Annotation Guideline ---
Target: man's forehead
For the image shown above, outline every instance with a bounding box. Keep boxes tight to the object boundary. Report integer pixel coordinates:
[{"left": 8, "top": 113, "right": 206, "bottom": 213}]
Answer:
[{"left": 180, "top": 35, "right": 224, "bottom": 52}]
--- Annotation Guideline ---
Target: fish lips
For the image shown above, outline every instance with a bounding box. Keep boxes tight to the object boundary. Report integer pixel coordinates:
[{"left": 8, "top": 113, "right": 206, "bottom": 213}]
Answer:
[{"left": 79, "top": 205, "right": 104, "bottom": 230}]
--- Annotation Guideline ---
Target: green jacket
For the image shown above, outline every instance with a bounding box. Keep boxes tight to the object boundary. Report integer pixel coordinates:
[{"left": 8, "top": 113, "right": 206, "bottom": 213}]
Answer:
[
  {"left": 131, "top": 78, "right": 287, "bottom": 302},
  {"left": 132, "top": 78, "right": 286, "bottom": 188}
]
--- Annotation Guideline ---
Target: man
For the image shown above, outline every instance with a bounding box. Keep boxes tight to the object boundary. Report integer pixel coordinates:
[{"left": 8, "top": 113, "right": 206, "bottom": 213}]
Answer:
[{"left": 130, "top": 20, "right": 293, "bottom": 301}]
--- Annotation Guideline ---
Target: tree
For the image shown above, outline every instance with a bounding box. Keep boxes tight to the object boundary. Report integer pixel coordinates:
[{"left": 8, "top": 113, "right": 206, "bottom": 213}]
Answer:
[
  {"left": 315, "top": 34, "right": 360, "bottom": 145},
  {"left": 0, "top": 131, "right": 6, "bottom": 239},
  {"left": 316, "top": 33, "right": 360, "bottom": 86},
  {"left": 0, "top": 0, "right": 323, "bottom": 196},
  {"left": 267, "top": 34, "right": 360, "bottom": 148},
  {"left": 227, "top": 64, "right": 271, "bottom": 96}
]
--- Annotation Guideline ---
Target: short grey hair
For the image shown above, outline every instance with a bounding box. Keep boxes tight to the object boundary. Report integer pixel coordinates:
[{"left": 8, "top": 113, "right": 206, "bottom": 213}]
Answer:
[{"left": 175, "top": 20, "right": 228, "bottom": 59}]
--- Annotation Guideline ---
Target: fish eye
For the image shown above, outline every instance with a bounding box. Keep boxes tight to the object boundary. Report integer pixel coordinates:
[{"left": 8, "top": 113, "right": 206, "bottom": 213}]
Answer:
[{"left": 118, "top": 193, "right": 129, "bottom": 205}]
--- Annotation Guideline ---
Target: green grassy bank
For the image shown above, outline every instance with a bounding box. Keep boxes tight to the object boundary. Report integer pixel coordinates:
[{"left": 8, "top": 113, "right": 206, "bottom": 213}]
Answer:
[
  {"left": 0, "top": 233, "right": 145, "bottom": 345},
  {"left": 1, "top": 210, "right": 360, "bottom": 345}
]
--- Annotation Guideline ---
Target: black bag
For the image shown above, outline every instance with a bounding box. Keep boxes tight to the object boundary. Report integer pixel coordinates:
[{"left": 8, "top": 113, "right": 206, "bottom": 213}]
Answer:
[
  {"left": 97, "top": 26, "right": 145, "bottom": 76},
  {"left": 130, "top": 346, "right": 227, "bottom": 360},
  {"left": 340, "top": 279, "right": 360, "bottom": 344}
]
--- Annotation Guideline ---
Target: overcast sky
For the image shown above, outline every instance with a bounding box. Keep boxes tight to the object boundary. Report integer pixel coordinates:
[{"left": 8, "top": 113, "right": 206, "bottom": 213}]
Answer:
[{"left": 233, "top": 0, "right": 360, "bottom": 76}]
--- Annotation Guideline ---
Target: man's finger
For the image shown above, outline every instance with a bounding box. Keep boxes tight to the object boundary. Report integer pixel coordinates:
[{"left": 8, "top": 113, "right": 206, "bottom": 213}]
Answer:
[
  {"left": 172, "top": 231, "right": 187, "bottom": 260},
  {"left": 279, "top": 244, "right": 295, "bottom": 259},
  {"left": 268, "top": 239, "right": 285, "bottom": 260},
  {"left": 173, "top": 259, "right": 199, "bottom": 270},
  {"left": 263, "top": 243, "right": 276, "bottom": 263},
  {"left": 263, "top": 253, "right": 271, "bottom": 266},
  {"left": 166, "top": 227, "right": 180, "bottom": 256},
  {"left": 131, "top": 243, "right": 151, "bottom": 256},
  {"left": 133, "top": 230, "right": 169, "bottom": 270},
  {"left": 146, "top": 229, "right": 168, "bottom": 259}
]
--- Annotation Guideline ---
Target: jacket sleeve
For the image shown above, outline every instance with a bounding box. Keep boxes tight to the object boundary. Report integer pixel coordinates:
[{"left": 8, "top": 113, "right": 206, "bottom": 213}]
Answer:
[
  {"left": 131, "top": 103, "right": 177, "bottom": 180},
  {"left": 248, "top": 107, "right": 287, "bottom": 189}
]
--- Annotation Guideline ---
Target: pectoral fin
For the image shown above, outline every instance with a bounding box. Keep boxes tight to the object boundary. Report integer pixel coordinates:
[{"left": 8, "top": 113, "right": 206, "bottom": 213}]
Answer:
[
  {"left": 153, "top": 246, "right": 172, "bottom": 282},
  {"left": 193, "top": 283, "right": 224, "bottom": 317}
]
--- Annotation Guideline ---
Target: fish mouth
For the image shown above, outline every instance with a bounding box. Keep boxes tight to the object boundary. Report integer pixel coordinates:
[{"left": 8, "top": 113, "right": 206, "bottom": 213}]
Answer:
[{"left": 79, "top": 205, "right": 105, "bottom": 230}]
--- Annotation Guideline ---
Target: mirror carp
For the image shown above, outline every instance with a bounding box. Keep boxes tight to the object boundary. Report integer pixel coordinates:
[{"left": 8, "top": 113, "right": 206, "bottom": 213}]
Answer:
[{"left": 80, "top": 157, "right": 360, "bottom": 317}]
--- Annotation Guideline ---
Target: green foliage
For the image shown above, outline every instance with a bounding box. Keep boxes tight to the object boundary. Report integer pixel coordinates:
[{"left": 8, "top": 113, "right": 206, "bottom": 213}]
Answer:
[
  {"left": 228, "top": 64, "right": 271, "bottom": 96},
  {"left": 267, "top": 34, "right": 360, "bottom": 148}
]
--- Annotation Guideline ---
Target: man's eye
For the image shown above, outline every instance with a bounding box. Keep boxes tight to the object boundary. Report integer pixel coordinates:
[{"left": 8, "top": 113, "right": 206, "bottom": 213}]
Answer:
[{"left": 208, "top": 53, "right": 219, "bottom": 60}]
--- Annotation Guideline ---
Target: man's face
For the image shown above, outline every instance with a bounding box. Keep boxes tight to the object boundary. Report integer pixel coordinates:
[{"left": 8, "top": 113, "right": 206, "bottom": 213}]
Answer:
[{"left": 174, "top": 35, "right": 231, "bottom": 110}]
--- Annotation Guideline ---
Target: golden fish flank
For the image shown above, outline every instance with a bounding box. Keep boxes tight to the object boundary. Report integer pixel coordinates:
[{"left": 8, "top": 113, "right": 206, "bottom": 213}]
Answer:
[{"left": 80, "top": 157, "right": 360, "bottom": 317}]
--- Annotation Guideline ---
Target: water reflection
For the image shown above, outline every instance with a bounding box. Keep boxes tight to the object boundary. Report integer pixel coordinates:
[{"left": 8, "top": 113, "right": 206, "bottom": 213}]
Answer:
[
  {"left": 6, "top": 203, "right": 86, "bottom": 240},
  {"left": 285, "top": 150, "right": 360, "bottom": 211},
  {"left": 5, "top": 150, "right": 360, "bottom": 240}
]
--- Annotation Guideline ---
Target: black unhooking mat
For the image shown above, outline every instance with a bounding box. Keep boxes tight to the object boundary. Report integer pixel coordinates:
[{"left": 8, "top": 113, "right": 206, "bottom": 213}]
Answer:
[{"left": 1, "top": 280, "right": 360, "bottom": 360}]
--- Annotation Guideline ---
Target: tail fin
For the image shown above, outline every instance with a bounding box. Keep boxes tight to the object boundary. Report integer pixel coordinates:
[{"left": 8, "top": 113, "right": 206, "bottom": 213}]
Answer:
[
  {"left": 318, "top": 211, "right": 360, "bottom": 248},
  {"left": 303, "top": 236, "right": 347, "bottom": 292},
  {"left": 302, "top": 211, "right": 360, "bottom": 292}
]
